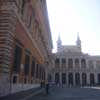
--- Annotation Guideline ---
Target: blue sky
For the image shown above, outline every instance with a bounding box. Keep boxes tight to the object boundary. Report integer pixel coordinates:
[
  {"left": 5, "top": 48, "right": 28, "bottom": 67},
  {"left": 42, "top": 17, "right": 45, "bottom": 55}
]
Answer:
[{"left": 46, "top": 0, "right": 100, "bottom": 55}]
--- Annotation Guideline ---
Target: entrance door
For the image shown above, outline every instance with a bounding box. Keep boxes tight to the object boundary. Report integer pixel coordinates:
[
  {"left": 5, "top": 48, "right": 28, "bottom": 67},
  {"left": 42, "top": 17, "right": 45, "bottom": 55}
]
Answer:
[
  {"left": 62, "top": 73, "right": 66, "bottom": 85},
  {"left": 75, "top": 73, "right": 80, "bottom": 86},
  {"left": 82, "top": 73, "right": 87, "bottom": 86},
  {"left": 68, "top": 73, "right": 73, "bottom": 86}
]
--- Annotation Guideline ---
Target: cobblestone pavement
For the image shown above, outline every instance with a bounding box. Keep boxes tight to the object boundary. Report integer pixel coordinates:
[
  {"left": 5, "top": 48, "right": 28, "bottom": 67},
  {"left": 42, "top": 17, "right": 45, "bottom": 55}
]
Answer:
[
  {"left": 0, "top": 87, "right": 44, "bottom": 100},
  {"left": 27, "top": 86, "right": 100, "bottom": 100}
]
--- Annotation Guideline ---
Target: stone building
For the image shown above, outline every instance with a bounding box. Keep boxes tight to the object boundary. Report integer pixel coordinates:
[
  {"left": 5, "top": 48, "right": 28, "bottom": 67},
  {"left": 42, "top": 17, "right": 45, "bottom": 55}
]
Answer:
[
  {"left": 0, "top": 0, "right": 52, "bottom": 96},
  {"left": 51, "top": 34, "right": 100, "bottom": 87}
]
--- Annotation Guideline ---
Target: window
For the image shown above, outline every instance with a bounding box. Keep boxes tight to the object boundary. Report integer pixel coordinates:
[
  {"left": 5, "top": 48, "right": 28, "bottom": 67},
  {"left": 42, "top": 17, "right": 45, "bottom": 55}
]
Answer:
[
  {"left": 55, "top": 58, "right": 60, "bottom": 64},
  {"left": 88, "top": 60, "right": 94, "bottom": 69},
  {"left": 55, "top": 58, "right": 60, "bottom": 67},
  {"left": 62, "top": 58, "right": 66, "bottom": 64},
  {"left": 75, "top": 59, "right": 79, "bottom": 68},
  {"left": 31, "top": 60, "right": 35, "bottom": 77},
  {"left": 24, "top": 54, "right": 30, "bottom": 76},
  {"left": 21, "top": 0, "right": 26, "bottom": 15},
  {"left": 81, "top": 59, "right": 86, "bottom": 68},
  {"left": 13, "top": 45, "right": 22, "bottom": 73},
  {"left": 62, "top": 58, "right": 66, "bottom": 67},
  {"left": 68, "top": 59, "right": 73, "bottom": 68},
  {"left": 96, "top": 61, "right": 100, "bottom": 69},
  {"left": 13, "top": 76, "right": 17, "bottom": 84}
]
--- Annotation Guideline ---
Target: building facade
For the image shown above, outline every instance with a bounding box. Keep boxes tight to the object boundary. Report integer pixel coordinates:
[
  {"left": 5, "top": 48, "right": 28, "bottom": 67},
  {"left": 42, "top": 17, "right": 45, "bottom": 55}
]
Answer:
[
  {"left": 0, "top": 0, "right": 52, "bottom": 96},
  {"left": 51, "top": 34, "right": 100, "bottom": 87}
]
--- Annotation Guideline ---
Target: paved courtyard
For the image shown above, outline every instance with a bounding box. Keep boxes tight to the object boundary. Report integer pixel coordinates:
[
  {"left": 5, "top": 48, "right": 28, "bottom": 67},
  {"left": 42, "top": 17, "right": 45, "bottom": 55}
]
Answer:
[{"left": 28, "top": 86, "right": 100, "bottom": 100}]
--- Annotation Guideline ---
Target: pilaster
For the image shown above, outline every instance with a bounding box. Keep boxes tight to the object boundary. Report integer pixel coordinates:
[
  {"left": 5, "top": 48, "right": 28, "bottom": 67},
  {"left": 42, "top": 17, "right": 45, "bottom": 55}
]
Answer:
[{"left": 0, "top": 1, "right": 17, "bottom": 96}]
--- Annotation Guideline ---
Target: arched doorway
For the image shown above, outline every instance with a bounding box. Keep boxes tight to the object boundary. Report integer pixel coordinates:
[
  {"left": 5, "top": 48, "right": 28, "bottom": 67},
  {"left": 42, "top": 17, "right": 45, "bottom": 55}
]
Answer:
[
  {"left": 68, "top": 73, "right": 73, "bottom": 86},
  {"left": 55, "top": 73, "right": 60, "bottom": 84},
  {"left": 97, "top": 73, "right": 100, "bottom": 85},
  {"left": 82, "top": 73, "right": 87, "bottom": 86},
  {"left": 90, "top": 73, "right": 95, "bottom": 86},
  {"left": 62, "top": 73, "right": 66, "bottom": 85},
  {"left": 75, "top": 73, "right": 80, "bottom": 86}
]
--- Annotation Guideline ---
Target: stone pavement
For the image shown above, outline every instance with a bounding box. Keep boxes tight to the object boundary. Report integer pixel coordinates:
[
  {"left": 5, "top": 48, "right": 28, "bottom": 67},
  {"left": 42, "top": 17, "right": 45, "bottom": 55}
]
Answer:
[
  {"left": 1, "top": 86, "right": 100, "bottom": 100},
  {"left": 0, "top": 87, "right": 44, "bottom": 100},
  {"left": 28, "top": 86, "right": 100, "bottom": 100}
]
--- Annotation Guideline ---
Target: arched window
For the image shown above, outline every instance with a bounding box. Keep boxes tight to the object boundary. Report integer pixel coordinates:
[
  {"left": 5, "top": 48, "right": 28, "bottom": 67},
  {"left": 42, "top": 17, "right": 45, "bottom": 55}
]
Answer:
[
  {"left": 55, "top": 58, "right": 60, "bottom": 68},
  {"left": 88, "top": 60, "right": 94, "bottom": 69},
  {"left": 75, "top": 59, "right": 79, "bottom": 68},
  {"left": 96, "top": 61, "right": 100, "bottom": 69},
  {"left": 81, "top": 59, "right": 86, "bottom": 68},
  {"left": 68, "top": 59, "right": 73, "bottom": 69},
  {"left": 62, "top": 58, "right": 66, "bottom": 67}
]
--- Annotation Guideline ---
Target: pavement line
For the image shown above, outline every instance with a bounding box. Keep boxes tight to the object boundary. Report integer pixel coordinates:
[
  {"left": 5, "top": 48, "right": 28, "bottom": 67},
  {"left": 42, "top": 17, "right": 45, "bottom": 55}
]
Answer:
[{"left": 19, "top": 89, "right": 44, "bottom": 100}]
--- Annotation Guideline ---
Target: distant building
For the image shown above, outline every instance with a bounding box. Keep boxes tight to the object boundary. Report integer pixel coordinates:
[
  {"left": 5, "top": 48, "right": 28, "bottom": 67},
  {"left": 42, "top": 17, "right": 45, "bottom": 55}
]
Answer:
[
  {"left": 0, "top": 0, "right": 52, "bottom": 96},
  {"left": 51, "top": 33, "right": 100, "bottom": 87}
]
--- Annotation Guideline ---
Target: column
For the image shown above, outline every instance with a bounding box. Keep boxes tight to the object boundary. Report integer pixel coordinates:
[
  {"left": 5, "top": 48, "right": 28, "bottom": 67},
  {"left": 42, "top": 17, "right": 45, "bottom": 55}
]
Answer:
[
  {"left": 52, "top": 72, "right": 55, "bottom": 83},
  {"left": 80, "top": 72, "right": 82, "bottom": 86},
  {"left": 66, "top": 72, "right": 68, "bottom": 87},
  {"left": 66, "top": 58, "right": 68, "bottom": 69},
  {"left": 59, "top": 72, "right": 62, "bottom": 86},
  {"left": 19, "top": 48, "right": 25, "bottom": 84},
  {"left": 29, "top": 55, "right": 32, "bottom": 83},
  {"left": 73, "top": 72, "right": 75, "bottom": 86},
  {"left": 87, "top": 73, "right": 90, "bottom": 85},
  {"left": 73, "top": 59, "right": 75, "bottom": 69},
  {"left": 93, "top": 61, "right": 97, "bottom": 69},
  {"left": 79, "top": 59, "right": 81, "bottom": 69},
  {"left": 59, "top": 58, "right": 61, "bottom": 69},
  {"left": 34, "top": 62, "right": 37, "bottom": 83},
  {"left": 86, "top": 59, "right": 89, "bottom": 69},
  {"left": 95, "top": 73, "right": 98, "bottom": 85}
]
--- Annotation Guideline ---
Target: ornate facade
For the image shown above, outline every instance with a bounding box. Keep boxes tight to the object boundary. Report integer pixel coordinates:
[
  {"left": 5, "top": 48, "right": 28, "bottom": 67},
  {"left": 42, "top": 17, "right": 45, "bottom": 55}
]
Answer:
[
  {"left": 0, "top": 0, "right": 52, "bottom": 97},
  {"left": 51, "top": 34, "right": 100, "bottom": 87}
]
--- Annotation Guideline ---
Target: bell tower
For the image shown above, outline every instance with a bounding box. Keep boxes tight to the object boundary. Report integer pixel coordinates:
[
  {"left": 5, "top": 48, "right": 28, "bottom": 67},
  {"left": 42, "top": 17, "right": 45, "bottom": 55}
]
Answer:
[
  {"left": 57, "top": 34, "right": 62, "bottom": 52},
  {"left": 76, "top": 32, "right": 81, "bottom": 49}
]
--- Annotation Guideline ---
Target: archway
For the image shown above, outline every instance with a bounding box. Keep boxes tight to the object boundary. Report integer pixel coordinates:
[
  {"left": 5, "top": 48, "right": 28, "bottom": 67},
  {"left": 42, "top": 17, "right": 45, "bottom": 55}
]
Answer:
[
  {"left": 68, "top": 73, "right": 73, "bottom": 86},
  {"left": 90, "top": 73, "right": 95, "bottom": 86},
  {"left": 82, "top": 73, "right": 87, "bottom": 86},
  {"left": 75, "top": 73, "right": 80, "bottom": 86},
  {"left": 62, "top": 73, "right": 66, "bottom": 85},
  {"left": 55, "top": 73, "right": 60, "bottom": 85}
]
